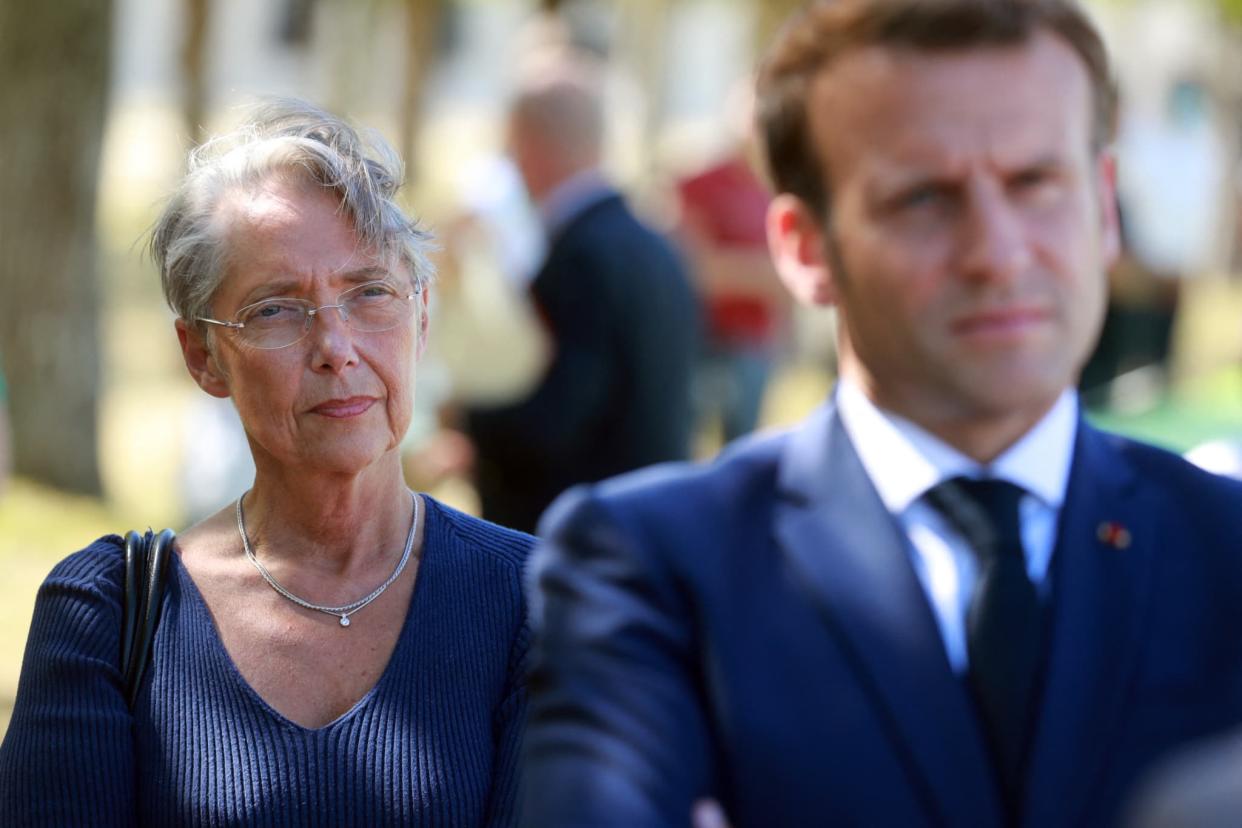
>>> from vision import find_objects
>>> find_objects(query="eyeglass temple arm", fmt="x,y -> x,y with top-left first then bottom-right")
196,317 -> 245,330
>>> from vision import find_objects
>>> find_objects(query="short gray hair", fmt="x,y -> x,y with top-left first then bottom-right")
150,98 -> 434,325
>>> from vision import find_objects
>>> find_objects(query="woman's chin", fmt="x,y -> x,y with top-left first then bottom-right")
292,440 -> 400,478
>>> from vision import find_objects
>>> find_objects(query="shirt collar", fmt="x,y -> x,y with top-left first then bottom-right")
835,377 -> 1078,515
537,169 -> 614,238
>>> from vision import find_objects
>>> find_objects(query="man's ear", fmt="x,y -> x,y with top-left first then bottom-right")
176,319 -> 231,399
1095,150 -> 1122,269
767,194 -> 838,307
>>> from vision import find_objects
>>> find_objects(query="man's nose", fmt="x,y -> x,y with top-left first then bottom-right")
959,181 -> 1031,285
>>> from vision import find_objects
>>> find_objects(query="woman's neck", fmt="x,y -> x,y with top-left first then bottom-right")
240,456 -> 414,575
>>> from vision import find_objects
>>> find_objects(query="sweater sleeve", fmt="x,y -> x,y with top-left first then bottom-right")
0,537 -> 136,827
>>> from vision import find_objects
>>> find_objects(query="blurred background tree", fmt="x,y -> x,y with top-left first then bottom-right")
181,0 -> 211,145
0,0 -> 113,495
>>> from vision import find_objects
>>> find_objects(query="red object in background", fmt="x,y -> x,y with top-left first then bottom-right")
678,157 -> 777,345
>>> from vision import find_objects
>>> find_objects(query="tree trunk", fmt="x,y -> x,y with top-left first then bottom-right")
399,0 -> 444,185
754,0 -> 807,57
181,0 -> 211,145
1213,22 -> 1242,274
0,0 -> 112,494
620,0 -> 671,192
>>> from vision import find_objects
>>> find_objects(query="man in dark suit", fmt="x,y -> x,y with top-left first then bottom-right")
466,64 -> 699,534
522,2 -> 1242,826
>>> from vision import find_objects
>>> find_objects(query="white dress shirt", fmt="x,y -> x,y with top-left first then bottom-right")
537,169 -> 614,241
835,379 -> 1078,673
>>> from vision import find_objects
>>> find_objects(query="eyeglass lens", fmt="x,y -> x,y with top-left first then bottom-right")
235,282 -> 414,349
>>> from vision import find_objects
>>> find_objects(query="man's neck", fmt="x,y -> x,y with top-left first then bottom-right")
907,403 -> 1059,465
842,370 -> 1067,465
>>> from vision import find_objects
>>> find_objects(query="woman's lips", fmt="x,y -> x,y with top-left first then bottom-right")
310,396 -> 377,418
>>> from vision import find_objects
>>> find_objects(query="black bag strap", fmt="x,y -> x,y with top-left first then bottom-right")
120,528 -> 175,707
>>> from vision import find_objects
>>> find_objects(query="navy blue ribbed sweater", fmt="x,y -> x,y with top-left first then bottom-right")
0,497 -> 532,827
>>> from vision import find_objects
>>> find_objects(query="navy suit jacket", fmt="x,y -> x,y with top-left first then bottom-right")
467,192 -> 699,534
523,401 -> 1242,827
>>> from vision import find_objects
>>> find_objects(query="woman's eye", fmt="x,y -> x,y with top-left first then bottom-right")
244,302 -> 299,324
350,284 -> 398,304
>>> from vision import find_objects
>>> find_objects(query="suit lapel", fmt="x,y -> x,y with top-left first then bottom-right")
1022,422 -> 1157,827
773,404 -> 1003,828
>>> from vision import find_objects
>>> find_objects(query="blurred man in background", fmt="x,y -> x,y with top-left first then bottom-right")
466,60 -> 700,533
522,2 -> 1242,826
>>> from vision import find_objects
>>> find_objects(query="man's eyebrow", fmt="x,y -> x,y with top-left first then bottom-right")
1012,154 -> 1067,171
866,171 -> 958,201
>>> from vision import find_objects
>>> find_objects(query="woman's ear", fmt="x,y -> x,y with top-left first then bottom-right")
415,287 -> 430,359
176,319 -> 231,399
767,194 -> 838,307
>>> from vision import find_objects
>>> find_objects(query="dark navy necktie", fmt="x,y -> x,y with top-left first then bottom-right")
927,477 -> 1043,812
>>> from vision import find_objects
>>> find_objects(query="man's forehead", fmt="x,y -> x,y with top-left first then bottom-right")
810,30 -> 1088,111
805,31 -> 1094,172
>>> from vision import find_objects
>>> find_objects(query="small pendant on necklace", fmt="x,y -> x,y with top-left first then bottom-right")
340,614 -> 351,628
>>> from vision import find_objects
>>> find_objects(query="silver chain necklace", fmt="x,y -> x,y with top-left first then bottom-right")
236,490 -> 419,628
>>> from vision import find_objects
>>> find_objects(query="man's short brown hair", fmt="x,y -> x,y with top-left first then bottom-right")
756,0 -> 1116,218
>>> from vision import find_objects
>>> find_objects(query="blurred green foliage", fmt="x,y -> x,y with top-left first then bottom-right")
1221,0 -> 1242,25
1087,367 -> 1242,452
1102,0 -> 1242,27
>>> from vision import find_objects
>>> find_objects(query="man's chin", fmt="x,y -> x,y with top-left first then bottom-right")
958,377 -> 1068,421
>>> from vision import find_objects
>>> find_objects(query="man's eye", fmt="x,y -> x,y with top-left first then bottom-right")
1009,170 -> 1066,207
1013,170 -> 1051,190
898,186 -> 949,209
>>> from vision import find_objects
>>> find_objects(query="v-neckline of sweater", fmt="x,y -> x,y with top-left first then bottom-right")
170,498 -> 438,734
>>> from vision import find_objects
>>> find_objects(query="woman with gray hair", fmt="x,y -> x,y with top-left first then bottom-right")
0,99 -> 531,826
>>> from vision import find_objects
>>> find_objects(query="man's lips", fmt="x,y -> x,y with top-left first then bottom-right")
951,307 -> 1050,339
310,396 -> 377,418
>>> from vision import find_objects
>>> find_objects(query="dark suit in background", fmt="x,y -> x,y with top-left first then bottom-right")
467,188 -> 698,533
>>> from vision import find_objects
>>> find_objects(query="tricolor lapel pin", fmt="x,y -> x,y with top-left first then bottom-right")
1097,521 -> 1131,550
